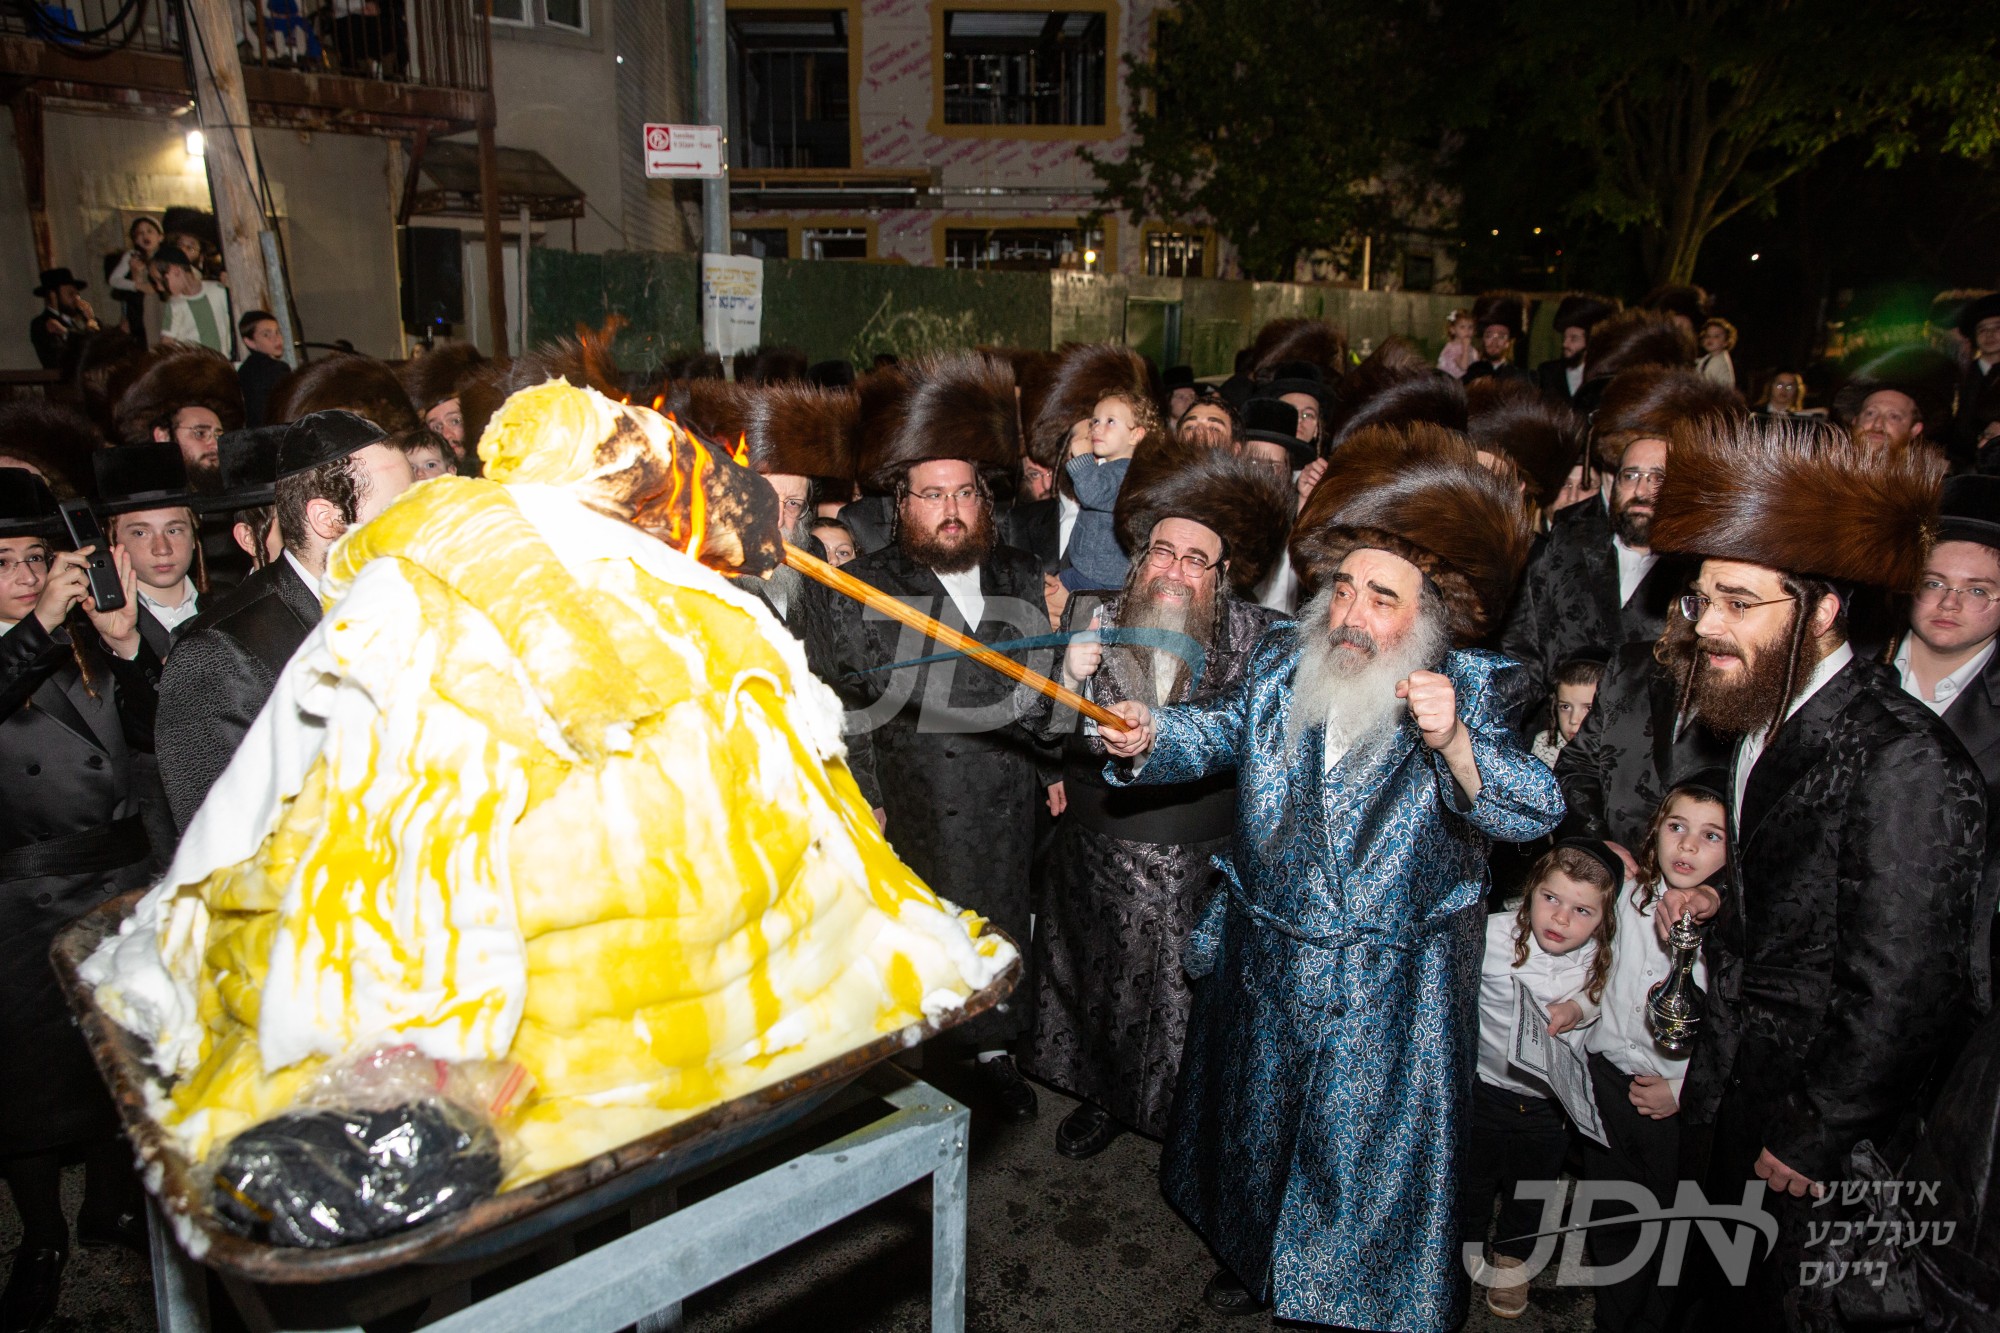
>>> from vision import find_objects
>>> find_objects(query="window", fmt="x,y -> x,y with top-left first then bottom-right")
942,10 -> 1107,127
802,227 -> 868,260
489,0 -> 529,22
1145,229 -> 1207,278
733,228 -> 789,260
728,10 -> 852,170
545,0 -> 587,32
1401,252 -> 1436,292
946,226 -> 1101,271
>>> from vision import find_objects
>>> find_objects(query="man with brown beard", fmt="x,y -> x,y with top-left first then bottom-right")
1499,367 -> 1741,710
1647,417 -> 1984,1332
802,354 -> 1056,1121
1020,449 -> 1289,1158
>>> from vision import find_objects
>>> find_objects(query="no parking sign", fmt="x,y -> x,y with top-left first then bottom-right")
643,124 -> 724,179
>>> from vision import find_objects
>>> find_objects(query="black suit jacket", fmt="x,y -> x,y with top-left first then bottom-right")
1462,360 -> 1533,389
1001,496 -> 1061,574
1535,357 -> 1578,405
1684,659 -> 1987,1183
156,557 -> 321,832
237,351 -> 290,429
1498,494 -> 1684,706
1932,639 -> 2000,806
1553,640 -> 1732,850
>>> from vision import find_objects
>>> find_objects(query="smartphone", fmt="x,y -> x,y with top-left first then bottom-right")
57,498 -> 126,614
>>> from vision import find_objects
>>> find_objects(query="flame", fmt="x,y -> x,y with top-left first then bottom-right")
731,433 -> 749,468
686,436 -> 709,557
651,393 -> 666,411
651,413 -> 710,560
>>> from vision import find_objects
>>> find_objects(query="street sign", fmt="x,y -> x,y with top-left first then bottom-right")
644,123 -> 724,179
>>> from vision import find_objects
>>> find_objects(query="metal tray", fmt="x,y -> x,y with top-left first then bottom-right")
53,890 -> 1019,1290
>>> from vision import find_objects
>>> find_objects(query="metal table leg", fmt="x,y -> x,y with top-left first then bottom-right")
150,1070 -> 970,1333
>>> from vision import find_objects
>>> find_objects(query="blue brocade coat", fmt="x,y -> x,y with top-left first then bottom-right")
1111,627 -> 1563,1330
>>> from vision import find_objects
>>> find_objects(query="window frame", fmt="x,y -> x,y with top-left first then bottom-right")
1140,223 -> 1216,279
928,0 -> 1122,141
726,0 -> 865,171
543,0 -> 589,34
487,0 -> 533,26
932,214 -> 1115,270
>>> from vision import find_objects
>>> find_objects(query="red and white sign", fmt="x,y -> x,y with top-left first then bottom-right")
643,123 -> 724,179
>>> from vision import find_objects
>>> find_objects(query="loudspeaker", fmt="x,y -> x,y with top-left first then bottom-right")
400,226 -> 464,334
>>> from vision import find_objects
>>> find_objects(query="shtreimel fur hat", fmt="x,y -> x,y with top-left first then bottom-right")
265,353 -> 419,435
742,381 -> 859,479
1289,423 -> 1533,644
110,345 -> 244,445
1114,445 -> 1294,597
1248,318 -> 1348,381
1591,367 -> 1745,470
1467,378 -> 1585,505
1649,416 -> 1942,590
859,353 -> 1020,491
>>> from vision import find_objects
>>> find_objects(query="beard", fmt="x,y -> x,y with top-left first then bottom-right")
1286,585 -> 1449,760
1666,608 -> 1813,736
1107,565 -> 1222,707
761,512 -> 815,610
1613,494 -> 1653,546
899,503 -> 995,575
186,452 -> 222,493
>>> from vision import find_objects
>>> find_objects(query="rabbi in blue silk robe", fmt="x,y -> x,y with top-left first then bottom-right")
1101,425 -> 1560,1330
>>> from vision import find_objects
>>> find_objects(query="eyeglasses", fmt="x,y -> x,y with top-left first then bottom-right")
1617,467 -> 1667,489
908,486 -> 981,508
175,424 -> 223,443
1143,543 -> 1217,577
1679,592 -> 1797,625
1916,578 -> 1999,608
0,553 -> 49,577
778,496 -> 807,515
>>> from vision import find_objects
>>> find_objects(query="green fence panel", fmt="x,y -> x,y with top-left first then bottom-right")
758,261 -> 1051,364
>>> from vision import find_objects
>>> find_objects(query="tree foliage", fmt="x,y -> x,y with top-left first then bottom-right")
1457,0 -> 2000,285
1083,0 -> 1439,281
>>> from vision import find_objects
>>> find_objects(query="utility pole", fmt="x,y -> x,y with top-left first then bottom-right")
477,0 -> 509,355
184,0 -> 295,360
698,0 -> 728,256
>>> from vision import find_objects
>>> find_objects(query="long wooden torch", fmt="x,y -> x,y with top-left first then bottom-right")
783,543 -> 1129,732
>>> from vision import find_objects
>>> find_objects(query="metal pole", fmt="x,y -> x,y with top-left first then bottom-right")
698,0 -> 729,256
518,203 -> 532,354
477,2 -> 508,355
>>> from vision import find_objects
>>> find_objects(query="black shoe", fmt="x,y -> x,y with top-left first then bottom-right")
1202,1267 -> 1269,1316
0,1247 -> 66,1333
975,1054 -> 1038,1122
76,1210 -> 147,1255
1054,1102 -> 1123,1159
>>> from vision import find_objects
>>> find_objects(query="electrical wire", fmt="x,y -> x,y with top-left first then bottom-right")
9,0 -> 151,54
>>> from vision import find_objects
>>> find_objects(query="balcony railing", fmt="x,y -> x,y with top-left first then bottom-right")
2,1 -> 487,94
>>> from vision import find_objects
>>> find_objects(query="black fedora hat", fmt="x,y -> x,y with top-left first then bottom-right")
206,426 -> 285,514
274,410 -> 389,480
1242,396 -> 1314,468
93,443 -> 200,516
1261,359 -> 1329,404
0,469 -> 61,539
1163,364 -> 1197,390
32,267 -> 85,297
1938,475 -> 2000,552
1956,292 -> 2000,341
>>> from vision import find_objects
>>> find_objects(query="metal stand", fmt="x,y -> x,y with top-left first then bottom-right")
150,1069 -> 970,1332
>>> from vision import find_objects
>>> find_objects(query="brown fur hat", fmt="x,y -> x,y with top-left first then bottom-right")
858,353 -> 1019,491
399,341 -> 486,415
110,345 -> 244,445
266,354 -> 419,434
1326,365 -> 1468,447
658,378 -> 755,452
456,330 -> 630,456
742,382 -> 859,478
1467,379 -> 1586,504
1591,366 -> 1745,469
0,399 -> 103,498
1650,415 -> 1942,589
1028,343 -> 1150,468
1289,424 -> 1532,645
1249,318 -> 1348,380
733,345 -> 810,386
1471,292 -> 1528,339
1581,309 -> 1695,384
1114,444 -> 1293,597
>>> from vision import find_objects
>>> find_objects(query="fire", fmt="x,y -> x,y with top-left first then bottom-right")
653,414 -> 710,560
731,434 -> 749,468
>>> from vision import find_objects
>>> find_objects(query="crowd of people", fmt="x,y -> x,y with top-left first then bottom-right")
0,282 -> 1996,1333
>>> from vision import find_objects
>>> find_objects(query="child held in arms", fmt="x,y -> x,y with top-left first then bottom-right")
1061,391 -> 1161,592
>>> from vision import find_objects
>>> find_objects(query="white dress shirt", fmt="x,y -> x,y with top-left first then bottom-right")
1584,879 -> 1705,1096
1612,534 -> 1658,606
1476,909 -> 1600,1099
138,578 -> 201,634
1733,641 -> 1853,817
1057,492 -> 1079,558
1566,363 -> 1584,396
1893,633 -> 1997,716
936,566 -> 985,630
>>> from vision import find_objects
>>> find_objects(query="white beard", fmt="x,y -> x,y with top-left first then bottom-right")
1286,586 -> 1449,763
761,514 -> 815,614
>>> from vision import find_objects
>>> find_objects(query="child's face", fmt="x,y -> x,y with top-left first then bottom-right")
1655,796 -> 1728,892
1555,680 -> 1598,742
244,319 -> 285,358
1451,317 -> 1474,342
408,445 -> 449,480
1529,869 -> 1606,955
1089,396 -> 1144,461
